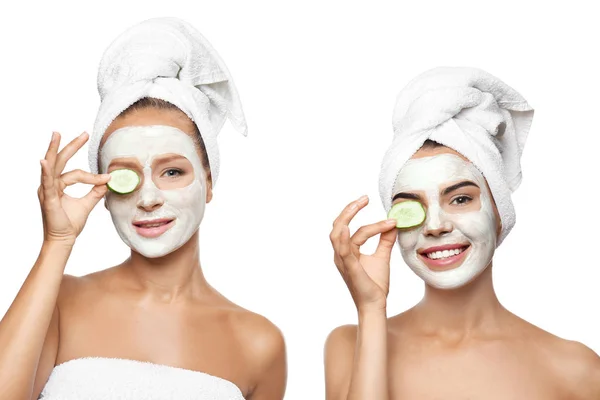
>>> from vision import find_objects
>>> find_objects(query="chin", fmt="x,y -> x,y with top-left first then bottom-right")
422,272 -> 482,290
410,258 -> 492,290
121,233 -> 186,259
134,246 -> 177,259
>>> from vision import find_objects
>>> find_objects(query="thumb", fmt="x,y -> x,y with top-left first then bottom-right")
374,227 -> 397,259
81,184 -> 108,212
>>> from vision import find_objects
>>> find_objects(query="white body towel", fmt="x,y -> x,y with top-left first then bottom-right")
379,67 -> 534,245
39,357 -> 245,400
88,17 -> 247,186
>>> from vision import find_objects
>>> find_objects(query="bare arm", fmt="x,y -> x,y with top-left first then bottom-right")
325,309 -> 388,400
0,132 -> 109,400
0,244 -> 68,399
326,196 -> 397,400
246,318 -> 287,400
31,305 -> 60,399
325,325 -> 355,399
584,355 -> 600,400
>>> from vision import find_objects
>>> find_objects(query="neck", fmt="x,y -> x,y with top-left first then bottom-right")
411,263 -> 508,337
122,230 -> 208,302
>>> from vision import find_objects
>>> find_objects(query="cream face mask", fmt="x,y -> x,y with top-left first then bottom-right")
392,154 -> 498,289
99,125 -> 207,258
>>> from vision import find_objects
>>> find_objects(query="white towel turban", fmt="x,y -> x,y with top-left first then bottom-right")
88,17 -> 247,186
379,67 -> 534,246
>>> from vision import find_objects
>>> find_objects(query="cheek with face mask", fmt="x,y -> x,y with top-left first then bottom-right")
100,125 -> 207,258
393,154 -> 498,290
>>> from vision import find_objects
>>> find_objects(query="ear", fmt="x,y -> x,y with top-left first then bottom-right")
488,196 -> 502,241
205,181 -> 213,204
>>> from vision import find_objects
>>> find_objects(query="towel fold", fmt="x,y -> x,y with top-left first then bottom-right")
379,67 -> 534,245
88,17 -> 247,186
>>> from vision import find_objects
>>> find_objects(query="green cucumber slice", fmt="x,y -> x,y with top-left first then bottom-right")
107,169 -> 140,194
387,200 -> 426,228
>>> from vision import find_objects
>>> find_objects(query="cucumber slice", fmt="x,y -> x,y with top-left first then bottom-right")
387,200 -> 426,228
107,169 -> 140,194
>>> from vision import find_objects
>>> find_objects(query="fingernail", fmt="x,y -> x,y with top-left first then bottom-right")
80,132 -> 89,138
386,219 -> 397,225
358,195 -> 368,202
51,132 -> 57,140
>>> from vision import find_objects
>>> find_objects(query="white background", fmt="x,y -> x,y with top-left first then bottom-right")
1,1 -> 599,398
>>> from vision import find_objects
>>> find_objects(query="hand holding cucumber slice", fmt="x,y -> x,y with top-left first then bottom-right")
107,169 -> 140,194
387,200 -> 426,228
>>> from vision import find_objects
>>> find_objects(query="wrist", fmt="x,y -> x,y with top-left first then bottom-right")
42,238 -> 76,250
357,303 -> 387,319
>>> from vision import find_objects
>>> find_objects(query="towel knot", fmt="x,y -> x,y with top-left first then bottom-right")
394,86 -> 510,142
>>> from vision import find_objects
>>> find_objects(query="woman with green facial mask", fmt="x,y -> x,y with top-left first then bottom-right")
0,18 -> 287,400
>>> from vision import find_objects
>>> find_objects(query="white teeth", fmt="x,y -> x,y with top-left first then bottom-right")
425,247 -> 465,260
138,222 -> 168,228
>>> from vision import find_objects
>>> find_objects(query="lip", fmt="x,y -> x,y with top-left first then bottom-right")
132,218 -> 175,238
418,244 -> 471,271
419,243 -> 470,254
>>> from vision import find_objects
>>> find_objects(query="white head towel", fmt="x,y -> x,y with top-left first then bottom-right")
88,17 -> 247,186
379,67 -> 534,246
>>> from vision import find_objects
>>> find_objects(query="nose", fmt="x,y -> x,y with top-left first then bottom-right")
137,187 -> 164,212
422,206 -> 453,237
136,182 -> 164,213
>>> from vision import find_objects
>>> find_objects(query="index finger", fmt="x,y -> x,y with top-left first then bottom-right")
55,132 -> 89,176
43,132 -> 60,175
332,195 -> 369,229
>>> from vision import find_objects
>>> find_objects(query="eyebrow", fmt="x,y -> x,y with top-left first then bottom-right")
153,154 -> 188,164
392,192 -> 423,202
108,159 -> 140,169
442,180 -> 480,196
391,180 -> 479,202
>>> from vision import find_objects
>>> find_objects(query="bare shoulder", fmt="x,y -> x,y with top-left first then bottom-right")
56,267 -> 122,310
57,268 -> 113,297
56,273 -> 86,303
546,338 -> 600,398
226,306 -> 286,366
324,324 -> 358,365
326,324 -> 357,349
522,320 -> 600,398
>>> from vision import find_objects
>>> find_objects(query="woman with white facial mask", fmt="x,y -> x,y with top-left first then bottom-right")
0,18 -> 286,400
326,67 -> 600,399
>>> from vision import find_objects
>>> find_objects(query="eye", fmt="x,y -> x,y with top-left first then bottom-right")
162,168 -> 183,178
450,195 -> 472,205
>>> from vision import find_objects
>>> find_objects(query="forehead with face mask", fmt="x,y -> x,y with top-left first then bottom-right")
379,67 -> 534,289
99,125 -> 207,258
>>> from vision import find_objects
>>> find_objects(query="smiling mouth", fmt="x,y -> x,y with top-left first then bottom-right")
132,218 -> 175,238
422,245 -> 469,259
417,244 -> 471,270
